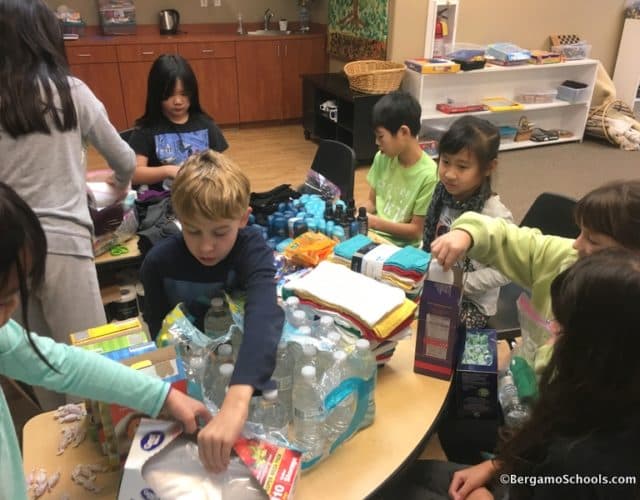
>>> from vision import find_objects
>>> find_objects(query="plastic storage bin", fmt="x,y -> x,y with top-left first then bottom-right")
557,80 -> 590,103
551,42 -> 591,60
514,89 -> 558,104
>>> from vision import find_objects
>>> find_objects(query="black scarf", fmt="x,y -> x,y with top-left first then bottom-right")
423,180 -> 492,250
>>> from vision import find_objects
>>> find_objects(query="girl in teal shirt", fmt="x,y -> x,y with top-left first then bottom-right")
0,181 -> 211,500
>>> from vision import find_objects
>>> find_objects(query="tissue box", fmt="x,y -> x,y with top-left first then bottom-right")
69,318 -> 143,346
414,264 -> 464,380
455,328 -> 498,419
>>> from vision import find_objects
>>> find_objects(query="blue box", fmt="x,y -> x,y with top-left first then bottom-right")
455,328 -> 498,419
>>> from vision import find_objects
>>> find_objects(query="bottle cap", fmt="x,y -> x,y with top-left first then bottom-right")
263,389 -> 278,401
278,339 -> 288,351
358,207 -> 367,217
292,310 -> 306,322
356,338 -> 370,350
302,343 -> 317,356
298,325 -> 312,336
332,350 -> 347,362
218,343 -> 233,357
327,331 -> 341,343
219,363 -> 234,376
319,315 -> 334,328
211,297 -> 224,308
301,365 -> 316,379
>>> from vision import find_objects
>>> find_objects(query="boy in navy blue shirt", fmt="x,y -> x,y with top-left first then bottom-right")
140,150 -> 283,473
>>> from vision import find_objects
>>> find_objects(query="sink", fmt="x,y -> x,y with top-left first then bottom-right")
246,29 -> 291,36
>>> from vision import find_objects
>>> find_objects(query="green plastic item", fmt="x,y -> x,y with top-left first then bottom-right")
510,356 -> 538,403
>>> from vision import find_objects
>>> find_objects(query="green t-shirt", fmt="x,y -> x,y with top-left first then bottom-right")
366,151 -> 438,246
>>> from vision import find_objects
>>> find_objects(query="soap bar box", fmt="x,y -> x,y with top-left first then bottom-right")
455,328 -> 498,419
414,263 -> 464,380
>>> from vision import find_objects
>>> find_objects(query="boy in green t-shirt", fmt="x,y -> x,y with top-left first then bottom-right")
366,91 -> 437,247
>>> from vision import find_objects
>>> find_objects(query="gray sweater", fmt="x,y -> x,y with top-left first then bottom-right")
0,77 -> 135,258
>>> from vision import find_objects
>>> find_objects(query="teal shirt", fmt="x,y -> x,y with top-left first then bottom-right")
0,319 -> 170,500
367,151 -> 438,246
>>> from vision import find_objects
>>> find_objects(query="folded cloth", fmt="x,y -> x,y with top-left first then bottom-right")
333,234 -> 372,260
384,245 -> 431,273
286,261 -> 406,327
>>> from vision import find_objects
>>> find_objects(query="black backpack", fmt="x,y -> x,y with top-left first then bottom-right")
249,184 -> 300,226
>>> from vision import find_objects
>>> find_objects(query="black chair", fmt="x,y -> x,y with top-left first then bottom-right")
487,192 -> 579,340
309,139 -> 356,202
119,127 -> 135,144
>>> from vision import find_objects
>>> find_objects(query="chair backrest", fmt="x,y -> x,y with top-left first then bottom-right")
310,139 -> 356,202
119,128 -> 135,144
519,192 -> 579,238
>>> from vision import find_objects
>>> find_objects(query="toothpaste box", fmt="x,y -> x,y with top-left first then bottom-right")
414,262 -> 465,380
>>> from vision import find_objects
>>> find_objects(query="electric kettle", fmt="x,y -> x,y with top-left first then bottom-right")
159,9 -> 180,35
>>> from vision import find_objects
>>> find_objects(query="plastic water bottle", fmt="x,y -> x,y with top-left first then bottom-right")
272,341 -> 294,422
294,342 -> 317,378
254,389 -> 288,438
292,366 -> 325,465
352,338 -> 376,427
203,343 -> 233,390
204,297 -> 233,342
283,296 -> 301,324
315,315 -> 335,338
316,331 -> 343,377
322,351 -> 356,450
290,310 -> 309,329
202,362 -> 234,415
498,373 -> 530,428
229,325 -> 244,361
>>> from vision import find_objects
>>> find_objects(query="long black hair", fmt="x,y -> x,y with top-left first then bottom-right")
497,248 -> 640,496
0,182 -> 56,371
0,0 -> 77,138
135,54 -> 208,127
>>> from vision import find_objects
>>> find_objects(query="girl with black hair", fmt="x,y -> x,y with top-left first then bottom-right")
0,182 -> 211,500
128,54 -> 228,191
0,0 -> 135,409
404,248 -> 640,500
423,116 -> 513,329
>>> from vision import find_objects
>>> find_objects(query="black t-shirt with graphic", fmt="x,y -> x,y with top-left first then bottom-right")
129,113 -> 228,191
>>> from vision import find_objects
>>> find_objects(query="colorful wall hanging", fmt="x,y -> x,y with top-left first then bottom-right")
328,0 -> 390,61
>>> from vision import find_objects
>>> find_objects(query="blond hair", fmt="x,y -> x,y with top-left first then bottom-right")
171,150 -> 250,221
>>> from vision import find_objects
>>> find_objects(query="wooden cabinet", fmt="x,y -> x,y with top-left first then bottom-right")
178,42 -> 239,125
237,37 -> 327,122
67,46 -> 127,131
117,43 -> 178,127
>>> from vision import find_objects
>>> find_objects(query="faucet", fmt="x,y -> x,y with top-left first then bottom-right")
264,8 -> 273,31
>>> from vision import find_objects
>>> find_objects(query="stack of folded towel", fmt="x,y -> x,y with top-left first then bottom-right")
284,261 -> 418,363
331,235 -> 430,299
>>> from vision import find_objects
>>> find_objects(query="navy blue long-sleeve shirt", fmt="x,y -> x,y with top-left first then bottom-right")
140,226 -> 283,391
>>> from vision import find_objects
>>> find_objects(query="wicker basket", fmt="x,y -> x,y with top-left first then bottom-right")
586,98 -> 637,144
344,60 -> 405,94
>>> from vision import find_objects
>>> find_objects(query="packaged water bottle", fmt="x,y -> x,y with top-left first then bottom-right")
272,341 -> 294,422
204,297 -> 234,343
254,388 -> 288,438
498,373 -> 530,428
203,343 -> 233,390
229,326 -> 244,361
180,342 -> 207,382
283,296 -> 300,323
290,310 -> 309,329
352,338 -> 376,427
316,331 -> 343,377
202,362 -> 234,415
322,350 -> 356,451
294,343 -> 317,383
315,315 -> 335,338
292,366 -> 325,465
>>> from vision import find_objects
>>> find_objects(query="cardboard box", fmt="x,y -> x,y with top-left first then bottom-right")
69,318 -> 143,346
97,347 -> 187,466
81,333 -> 152,359
455,328 -> 498,419
414,263 -> 464,380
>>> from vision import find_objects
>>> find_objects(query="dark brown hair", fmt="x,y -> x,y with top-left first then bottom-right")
574,179 -> 640,250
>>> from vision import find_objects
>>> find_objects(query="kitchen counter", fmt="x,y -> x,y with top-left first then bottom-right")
64,23 -> 326,46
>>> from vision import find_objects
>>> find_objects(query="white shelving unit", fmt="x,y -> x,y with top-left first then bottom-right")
613,18 -> 640,116
424,0 -> 459,58
402,59 -> 599,153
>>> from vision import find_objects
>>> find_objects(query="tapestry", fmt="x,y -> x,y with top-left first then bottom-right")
328,0 -> 390,61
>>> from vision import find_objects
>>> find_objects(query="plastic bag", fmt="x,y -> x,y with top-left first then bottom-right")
301,170 -> 341,201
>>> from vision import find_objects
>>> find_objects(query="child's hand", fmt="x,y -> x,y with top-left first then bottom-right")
430,229 -> 473,270
162,387 -> 212,434
163,165 -> 181,179
197,385 -> 252,473
104,173 -> 131,202
448,460 -> 496,500
368,213 -> 381,231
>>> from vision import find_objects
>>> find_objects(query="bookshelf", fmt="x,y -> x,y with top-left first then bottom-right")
402,59 -> 599,153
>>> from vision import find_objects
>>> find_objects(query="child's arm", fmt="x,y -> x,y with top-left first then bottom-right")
131,154 -> 181,185
368,213 -> 426,243
366,187 -> 377,214
140,247 -> 172,338
0,320 -> 210,431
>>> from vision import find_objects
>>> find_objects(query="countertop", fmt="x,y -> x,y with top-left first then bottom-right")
65,23 -> 326,46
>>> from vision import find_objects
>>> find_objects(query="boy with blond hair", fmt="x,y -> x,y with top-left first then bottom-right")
140,150 -> 283,473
